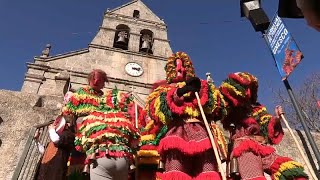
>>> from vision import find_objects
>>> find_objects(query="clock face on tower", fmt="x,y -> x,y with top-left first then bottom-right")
125,62 -> 144,77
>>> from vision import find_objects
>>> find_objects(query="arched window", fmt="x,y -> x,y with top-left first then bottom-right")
133,10 -> 140,18
139,29 -> 153,54
113,24 -> 130,50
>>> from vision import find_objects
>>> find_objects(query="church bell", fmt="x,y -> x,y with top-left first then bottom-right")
116,31 -> 127,44
140,34 -> 152,52
141,40 -> 150,50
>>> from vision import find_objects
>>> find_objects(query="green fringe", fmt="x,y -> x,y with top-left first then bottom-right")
112,88 -> 119,108
140,125 -> 168,146
81,122 -> 137,138
82,135 -> 129,152
159,92 -> 173,124
206,83 -> 214,109
278,167 -> 308,180
260,122 -> 269,142
86,143 -> 132,155
224,78 -> 246,94
65,103 -> 99,114
84,124 -> 107,137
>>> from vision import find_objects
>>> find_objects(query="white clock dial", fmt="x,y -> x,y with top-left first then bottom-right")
125,62 -> 144,77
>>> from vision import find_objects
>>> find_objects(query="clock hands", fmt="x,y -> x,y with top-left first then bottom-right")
132,67 -> 141,71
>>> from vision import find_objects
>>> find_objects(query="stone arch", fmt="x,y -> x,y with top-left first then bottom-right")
139,29 -> 153,54
113,24 -> 130,50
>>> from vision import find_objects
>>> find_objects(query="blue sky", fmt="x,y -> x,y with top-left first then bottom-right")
0,0 -> 319,110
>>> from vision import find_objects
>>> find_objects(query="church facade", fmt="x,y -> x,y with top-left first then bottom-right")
21,0 -> 172,100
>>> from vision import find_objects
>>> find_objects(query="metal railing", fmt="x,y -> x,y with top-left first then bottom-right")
12,121 -> 53,180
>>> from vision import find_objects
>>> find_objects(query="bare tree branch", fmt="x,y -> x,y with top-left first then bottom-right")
272,72 -> 320,132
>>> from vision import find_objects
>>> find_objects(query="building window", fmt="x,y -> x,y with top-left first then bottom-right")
133,10 -> 140,18
139,29 -> 153,54
113,24 -> 130,50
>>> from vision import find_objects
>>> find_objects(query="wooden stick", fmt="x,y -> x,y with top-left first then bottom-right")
134,101 -> 139,180
195,92 -> 226,180
280,114 -> 318,180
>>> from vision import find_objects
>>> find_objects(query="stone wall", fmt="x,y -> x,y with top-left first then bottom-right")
0,90 -> 63,180
274,128 -> 320,179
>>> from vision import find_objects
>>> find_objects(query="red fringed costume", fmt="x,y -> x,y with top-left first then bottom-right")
140,52 -> 228,180
140,52 -> 308,180
219,72 -> 308,180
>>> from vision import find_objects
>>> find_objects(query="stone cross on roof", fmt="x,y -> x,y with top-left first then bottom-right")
40,44 -> 51,58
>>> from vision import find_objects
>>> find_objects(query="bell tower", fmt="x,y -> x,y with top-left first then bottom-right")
21,0 -> 173,100
90,0 -> 171,57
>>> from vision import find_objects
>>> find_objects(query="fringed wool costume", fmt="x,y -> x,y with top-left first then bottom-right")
219,72 -> 308,180
62,86 -> 105,177
139,52 -> 228,180
63,86 -> 140,178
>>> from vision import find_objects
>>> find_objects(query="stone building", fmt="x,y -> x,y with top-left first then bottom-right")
21,0 -> 172,100
0,0 -> 319,180
0,0 -> 172,179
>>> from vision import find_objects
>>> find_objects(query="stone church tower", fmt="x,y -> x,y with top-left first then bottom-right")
21,0 -> 172,100
0,1 -> 172,179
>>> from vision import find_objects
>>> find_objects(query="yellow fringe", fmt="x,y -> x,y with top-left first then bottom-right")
141,134 -> 156,141
154,97 -> 167,124
252,106 -> 267,117
137,150 -> 160,157
144,120 -> 154,131
137,156 -> 160,165
221,82 -> 244,96
273,161 -> 304,180
260,114 -> 272,125
185,106 -> 199,117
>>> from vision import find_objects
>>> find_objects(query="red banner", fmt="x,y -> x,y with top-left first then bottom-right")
317,100 -> 320,108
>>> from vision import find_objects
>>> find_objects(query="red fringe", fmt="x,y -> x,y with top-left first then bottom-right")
220,86 -> 241,107
267,117 -> 284,145
140,144 -> 158,150
161,171 -> 192,180
158,136 -> 212,155
232,139 -> 275,157
70,96 -> 80,106
229,73 -> 251,86
149,124 -> 161,134
194,171 -> 221,180
243,117 -> 258,126
270,157 -> 292,174
165,80 -> 210,115
167,88 -> 191,115
192,80 -> 209,106
105,92 -> 114,108
89,128 -> 129,140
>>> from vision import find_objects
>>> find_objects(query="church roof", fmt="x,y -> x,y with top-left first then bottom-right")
107,0 -> 164,24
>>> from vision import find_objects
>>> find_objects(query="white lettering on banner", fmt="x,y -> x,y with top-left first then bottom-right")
272,28 -> 288,54
267,17 -> 281,43
271,24 -> 284,47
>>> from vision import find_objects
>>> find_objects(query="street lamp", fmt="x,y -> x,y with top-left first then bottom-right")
240,0 -> 270,32
240,0 -> 320,173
